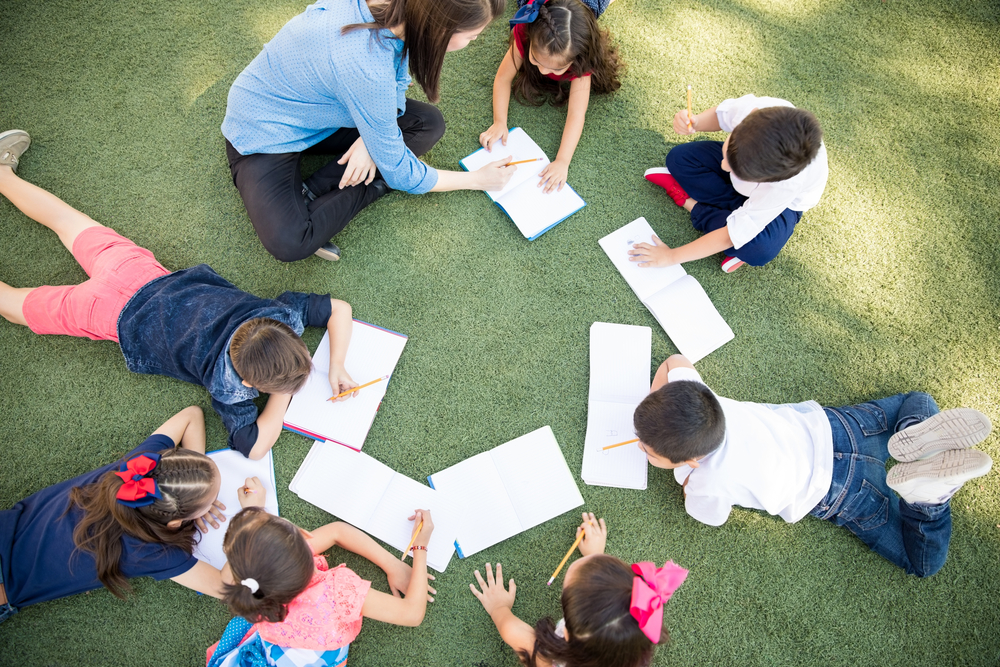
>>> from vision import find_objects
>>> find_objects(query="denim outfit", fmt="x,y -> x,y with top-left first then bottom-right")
810,392 -> 951,577
665,141 -> 802,266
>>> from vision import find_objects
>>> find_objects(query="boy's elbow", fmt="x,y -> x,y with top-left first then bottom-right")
330,298 -> 352,319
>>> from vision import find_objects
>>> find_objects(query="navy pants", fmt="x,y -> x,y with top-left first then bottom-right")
225,100 -> 445,263
811,392 -> 952,577
665,141 -> 801,266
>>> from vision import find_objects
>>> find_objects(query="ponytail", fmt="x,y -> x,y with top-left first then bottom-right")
69,447 -> 218,599
221,508 -> 314,623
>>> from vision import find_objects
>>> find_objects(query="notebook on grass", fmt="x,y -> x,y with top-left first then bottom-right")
283,320 -> 407,451
193,449 -> 278,570
290,441 -> 456,573
460,127 -> 585,240
427,426 -> 584,559
599,217 -> 734,363
581,323 -> 651,490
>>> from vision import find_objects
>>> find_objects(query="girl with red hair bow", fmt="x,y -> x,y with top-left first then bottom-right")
470,513 -> 687,667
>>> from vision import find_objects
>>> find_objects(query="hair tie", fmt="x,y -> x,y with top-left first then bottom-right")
629,561 -> 688,644
114,453 -> 162,508
509,0 -> 546,28
241,578 -> 260,594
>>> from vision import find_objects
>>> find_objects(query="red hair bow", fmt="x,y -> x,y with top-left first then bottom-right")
114,453 -> 162,508
630,561 -> 689,644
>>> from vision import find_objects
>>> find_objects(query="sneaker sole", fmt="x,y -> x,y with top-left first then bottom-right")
644,167 -> 670,177
721,257 -> 745,273
888,408 -> 992,462
886,449 -> 993,504
313,247 -> 341,261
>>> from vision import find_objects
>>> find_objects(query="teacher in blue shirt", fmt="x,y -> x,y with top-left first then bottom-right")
223,0 -> 513,262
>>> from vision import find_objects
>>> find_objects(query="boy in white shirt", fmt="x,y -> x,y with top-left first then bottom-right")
634,354 -> 994,577
633,94 -> 828,273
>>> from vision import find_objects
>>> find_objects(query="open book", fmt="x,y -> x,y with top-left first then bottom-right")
427,426 -> 584,559
581,323 -> 651,490
290,441 -> 456,573
193,449 -> 278,570
460,127 -> 586,240
283,320 -> 407,451
599,217 -> 734,363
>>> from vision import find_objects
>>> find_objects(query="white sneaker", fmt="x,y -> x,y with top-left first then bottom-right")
888,408 -> 992,462
886,449 -> 993,505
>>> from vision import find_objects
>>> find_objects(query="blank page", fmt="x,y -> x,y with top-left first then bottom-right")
429,453 -> 522,559
645,275 -> 735,364
581,402 -> 648,489
283,321 -> 407,450
194,449 -> 279,569
599,217 -> 686,302
293,442 -> 396,529
460,128 -> 548,201
498,182 -> 586,240
366,476 -> 457,573
589,323 -> 651,404
489,426 -> 584,531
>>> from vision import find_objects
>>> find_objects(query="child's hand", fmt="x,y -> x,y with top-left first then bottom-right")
628,234 -> 678,268
673,109 -> 696,135
475,158 -> 517,191
577,512 -> 608,556
329,365 -> 359,401
238,476 -> 267,509
470,563 -> 516,616
479,123 -> 509,152
537,159 -> 569,193
337,136 -> 377,189
407,509 -> 435,548
195,499 -> 227,533
384,558 -> 437,602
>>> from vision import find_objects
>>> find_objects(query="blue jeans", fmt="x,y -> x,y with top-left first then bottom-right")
665,141 -> 801,266
810,392 -> 952,577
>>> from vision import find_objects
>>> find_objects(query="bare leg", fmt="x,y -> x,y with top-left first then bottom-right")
0,282 -> 32,326
0,165 -> 103,253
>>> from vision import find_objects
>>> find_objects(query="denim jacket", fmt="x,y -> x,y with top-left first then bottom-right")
115,265 -> 331,454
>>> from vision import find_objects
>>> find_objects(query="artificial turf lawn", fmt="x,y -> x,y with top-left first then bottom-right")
1,0 -> 999,664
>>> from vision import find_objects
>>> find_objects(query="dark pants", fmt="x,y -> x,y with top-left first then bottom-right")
665,141 -> 801,266
225,99 -> 445,262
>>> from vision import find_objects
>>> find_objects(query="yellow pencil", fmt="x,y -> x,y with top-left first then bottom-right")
687,85 -> 693,130
548,529 -> 586,585
506,157 -> 543,166
328,374 -> 390,402
402,520 -> 425,561
602,437 -> 639,451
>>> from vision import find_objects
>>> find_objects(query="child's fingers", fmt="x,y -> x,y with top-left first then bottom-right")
485,562 -> 496,586
473,569 -> 487,591
428,584 -> 437,595
470,582 -> 484,599
496,562 -> 503,585
599,517 -> 608,533
509,578 -> 516,596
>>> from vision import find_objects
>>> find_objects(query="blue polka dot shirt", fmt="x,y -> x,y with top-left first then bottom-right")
222,0 -> 438,194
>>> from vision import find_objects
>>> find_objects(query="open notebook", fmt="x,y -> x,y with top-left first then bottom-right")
283,320 -> 407,451
460,127 -> 586,240
427,426 -> 584,559
193,449 -> 278,570
581,323 -> 651,490
290,441 -> 456,573
599,217 -> 734,363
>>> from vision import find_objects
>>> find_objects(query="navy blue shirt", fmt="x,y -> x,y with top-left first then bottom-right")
116,265 -> 332,456
0,435 -> 197,609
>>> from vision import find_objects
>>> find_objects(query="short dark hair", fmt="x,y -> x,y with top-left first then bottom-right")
229,318 -> 312,395
633,381 -> 725,462
726,106 -> 822,183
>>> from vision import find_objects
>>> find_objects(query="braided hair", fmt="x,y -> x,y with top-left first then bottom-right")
69,447 -> 218,598
512,0 -> 624,107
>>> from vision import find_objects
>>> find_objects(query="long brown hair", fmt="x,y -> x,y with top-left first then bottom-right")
222,508 -> 314,623
512,0 -> 624,107
69,448 -> 218,599
343,0 -> 505,103
519,555 -> 661,667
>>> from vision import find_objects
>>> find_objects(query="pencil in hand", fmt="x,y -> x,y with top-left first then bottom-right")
402,519 -> 425,561
505,157 -> 543,166
547,529 -> 586,586
328,374 -> 391,402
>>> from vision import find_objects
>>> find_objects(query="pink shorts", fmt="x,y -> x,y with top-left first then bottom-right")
21,226 -> 170,342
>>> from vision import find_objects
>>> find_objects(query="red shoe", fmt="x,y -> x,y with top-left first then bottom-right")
721,255 -> 745,273
644,167 -> 689,207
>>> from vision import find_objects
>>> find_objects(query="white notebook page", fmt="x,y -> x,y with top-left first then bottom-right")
598,217 -> 687,302
193,449 -> 279,570
498,183 -> 586,240
645,276 -> 735,364
582,402 -> 648,489
365,475 -> 456,572
460,128 -> 549,201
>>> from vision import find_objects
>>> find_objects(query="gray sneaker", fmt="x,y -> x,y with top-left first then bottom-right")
888,408 -> 992,462
887,449 -> 993,505
314,241 -> 341,261
0,130 -> 31,172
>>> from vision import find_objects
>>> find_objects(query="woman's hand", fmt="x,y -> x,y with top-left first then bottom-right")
470,563 -> 516,616
577,512 -> 608,556
537,159 -> 569,193
194,499 -> 227,533
628,234 -> 678,268
329,365 -> 359,401
238,476 -> 267,509
479,123 -> 509,152
338,137 -> 377,189
475,158 -> 516,191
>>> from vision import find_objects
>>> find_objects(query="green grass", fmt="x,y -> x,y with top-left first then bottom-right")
2,0 -> 1000,664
